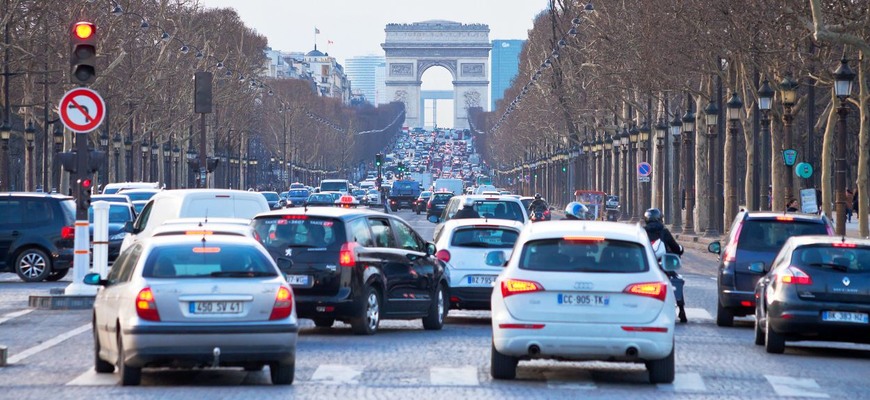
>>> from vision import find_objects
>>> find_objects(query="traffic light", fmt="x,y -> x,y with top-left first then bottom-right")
70,21 -> 97,85
397,161 -> 404,173
77,178 -> 93,211
375,153 -> 383,167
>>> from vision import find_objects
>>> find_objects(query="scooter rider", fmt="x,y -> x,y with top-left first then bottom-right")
563,202 -> 590,220
528,193 -> 549,214
642,208 -> 687,323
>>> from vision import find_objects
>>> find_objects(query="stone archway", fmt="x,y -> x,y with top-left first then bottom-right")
382,20 -> 491,130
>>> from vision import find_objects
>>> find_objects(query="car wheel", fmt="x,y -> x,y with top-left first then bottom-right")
93,322 -> 114,373
45,268 -> 69,282
753,307 -> 765,346
269,362 -> 295,385
15,248 -> 51,282
765,316 -> 786,354
422,283 -> 448,330
313,318 -> 335,328
646,347 -> 675,384
490,342 -> 518,380
117,334 -> 141,386
716,301 -> 734,327
351,286 -> 380,335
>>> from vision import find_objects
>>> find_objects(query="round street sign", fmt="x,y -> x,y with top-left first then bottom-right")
58,88 -> 106,133
795,162 -> 813,179
637,162 -> 652,177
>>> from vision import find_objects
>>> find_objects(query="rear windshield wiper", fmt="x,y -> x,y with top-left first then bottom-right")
808,262 -> 849,272
210,271 -> 277,278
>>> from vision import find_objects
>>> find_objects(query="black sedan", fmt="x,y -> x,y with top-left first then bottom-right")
754,235 -> 870,353
88,202 -> 136,262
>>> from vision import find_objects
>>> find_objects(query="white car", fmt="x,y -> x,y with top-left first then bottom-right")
366,189 -> 381,205
490,221 -> 680,383
434,219 -> 524,311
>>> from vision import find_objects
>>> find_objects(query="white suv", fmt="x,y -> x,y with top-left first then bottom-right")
490,221 -> 680,383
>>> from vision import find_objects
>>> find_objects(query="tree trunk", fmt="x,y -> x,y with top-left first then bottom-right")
821,89 -> 837,218
744,106 -> 756,212
857,51 -> 869,237
771,114 -> 784,211
695,93 -> 709,233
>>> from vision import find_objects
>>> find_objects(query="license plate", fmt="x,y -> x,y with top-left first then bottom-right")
466,275 -> 496,286
822,311 -> 869,324
286,275 -> 310,286
557,293 -> 610,306
189,301 -> 243,314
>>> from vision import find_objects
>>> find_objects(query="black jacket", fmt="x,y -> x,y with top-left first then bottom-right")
528,199 -> 549,213
644,221 -> 683,256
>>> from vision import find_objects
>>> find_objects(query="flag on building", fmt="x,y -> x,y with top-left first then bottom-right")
328,40 -> 334,45
315,27 -> 320,34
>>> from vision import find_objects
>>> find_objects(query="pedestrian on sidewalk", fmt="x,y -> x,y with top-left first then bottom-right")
786,198 -> 799,212
846,188 -> 854,223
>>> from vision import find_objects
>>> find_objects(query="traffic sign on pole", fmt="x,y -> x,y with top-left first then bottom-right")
783,149 -> 798,166
58,87 -> 105,133
795,162 -> 813,179
637,162 -> 652,177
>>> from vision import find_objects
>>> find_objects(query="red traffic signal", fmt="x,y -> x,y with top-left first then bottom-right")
81,178 -> 92,189
73,22 -> 95,40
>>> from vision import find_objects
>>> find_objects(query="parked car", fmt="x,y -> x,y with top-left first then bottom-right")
754,235 -> 870,353
0,193 -> 76,282
434,219 -> 524,311
490,221 -> 680,383
251,207 -> 448,335
85,234 -> 298,385
708,211 -> 833,326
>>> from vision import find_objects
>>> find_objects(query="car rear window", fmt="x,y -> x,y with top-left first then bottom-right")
261,192 -> 280,201
122,192 -> 157,202
518,238 -> 649,273
320,181 -> 349,192
451,227 -> 518,249
142,244 -> 277,278
252,216 -> 345,252
793,245 -> 870,273
432,193 -> 453,202
289,189 -> 309,197
737,220 -> 829,252
88,205 -> 132,223
472,200 -> 524,222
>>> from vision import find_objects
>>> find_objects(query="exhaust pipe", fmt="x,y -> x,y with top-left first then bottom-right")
625,346 -> 638,358
212,347 -> 221,368
528,344 -> 541,356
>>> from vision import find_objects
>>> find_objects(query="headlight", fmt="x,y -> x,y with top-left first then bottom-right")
109,232 -> 127,241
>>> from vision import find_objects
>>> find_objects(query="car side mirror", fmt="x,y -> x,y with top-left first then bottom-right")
748,262 -> 765,274
485,250 -> 506,267
428,215 -> 440,224
123,220 -> 136,234
660,254 -> 682,272
707,241 -> 721,254
426,242 -> 436,256
83,272 -> 106,286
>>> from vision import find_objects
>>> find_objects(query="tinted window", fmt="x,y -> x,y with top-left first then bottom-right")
122,192 -> 157,202
519,238 -> 648,273
108,244 -> 141,284
89,205 -> 133,223
142,244 -> 277,278
368,219 -> 397,248
432,193 -> 453,203
252,217 -> 345,252
288,190 -> 310,197
393,220 -> 422,251
0,199 -> 24,226
737,220 -> 828,252
349,218 -> 374,247
451,227 -> 519,249
133,201 -> 153,231
23,199 -> 54,225
261,192 -> 280,201
308,194 -> 333,203
793,245 -> 870,273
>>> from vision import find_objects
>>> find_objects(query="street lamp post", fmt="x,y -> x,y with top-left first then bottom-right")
186,148 -> 197,188
163,143 -> 171,188
833,57 -> 855,236
629,124 -> 640,221
704,99 -> 720,237
151,144 -> 158,183
611,134 -> 620,198
682,105 -> 696,234
124,137 -> 132,182
24,121 -> 35,191
779,74 -> 799,205
620,128 -> 630,220
0,122 -> 10,191
112,133 -> 121,183
654,119 -> 667,211
140,140 -> 149,181
758,80 -> 774,211
172,145 -> 180,188
670,114 -> 683,230
99,132 -> 109,187
581,141 -> 590,189
53,126 -> 64,192
725,92 -> 743,229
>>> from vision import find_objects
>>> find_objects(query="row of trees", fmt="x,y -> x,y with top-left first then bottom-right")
479,0 -> 870,236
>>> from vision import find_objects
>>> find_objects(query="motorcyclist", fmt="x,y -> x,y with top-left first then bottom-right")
452,197 -> 480,219
642,208 -> 687,323
563,202 -> 590,220
528,193 -> 549,218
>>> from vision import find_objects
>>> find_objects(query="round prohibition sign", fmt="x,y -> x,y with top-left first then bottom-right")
58,88 -> 106,133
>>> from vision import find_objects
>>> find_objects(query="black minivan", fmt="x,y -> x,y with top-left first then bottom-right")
0,193 -> 76,282
251,207 -> 448,335
708,211 -> 833,326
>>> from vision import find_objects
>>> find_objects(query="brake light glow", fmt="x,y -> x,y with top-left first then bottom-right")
501,279 -> 544,298
621,326 -> 668,333
61,226 -> 75,240
282,215 -> 308,220
776,216 -> 794,221
780,266 -> 812,285
269,286 -> 293,320
740,300 -> 755,307
623,282 -> 667,301
435,249 -> 451,262
498,323 -> 545,329
833,242 -> 857,248
723,221 -> 743,263
339,242 -> 358,267
192,247 -> 221,253
136,288 -> 160,321
185,230 -> 213,236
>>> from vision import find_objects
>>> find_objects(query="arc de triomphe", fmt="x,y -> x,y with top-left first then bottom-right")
382,20 -> 491,130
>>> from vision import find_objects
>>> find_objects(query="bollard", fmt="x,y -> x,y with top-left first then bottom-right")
64,207 -> 96,295
0,345 -> 7,367
91,201 -> 110,278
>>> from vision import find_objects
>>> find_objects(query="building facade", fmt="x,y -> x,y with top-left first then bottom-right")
345,55 -> 386,105
304,47 -> 352,104
490,39 -> 525,110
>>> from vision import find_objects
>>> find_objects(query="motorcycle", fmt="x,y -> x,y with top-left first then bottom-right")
652,239 -> 687,323
529,208 -> 550,222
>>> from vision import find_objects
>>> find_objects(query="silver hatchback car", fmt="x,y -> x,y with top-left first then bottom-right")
85,234 -> 298,386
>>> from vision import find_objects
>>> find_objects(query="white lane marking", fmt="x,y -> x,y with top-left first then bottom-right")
545,371 -> 596,390
658,372 -> 707,392
66,368 -> 118,386
7,323 -> 90,364
310,364 -> 363,385
765,375 -> 829,398
0,309 -> 34,325
430,366 -> 478,386
685,307 -> 713,321
709,277 -> 717,281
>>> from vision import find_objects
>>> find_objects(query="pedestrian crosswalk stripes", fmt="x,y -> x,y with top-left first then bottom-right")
765,375 -> 830,398
657,372 -> 707,392
309,364 -> 363,385
684,307 -> 714,321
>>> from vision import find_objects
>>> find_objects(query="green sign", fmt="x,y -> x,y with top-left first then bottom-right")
783,149 -> 798,166
795,162 -> 813,179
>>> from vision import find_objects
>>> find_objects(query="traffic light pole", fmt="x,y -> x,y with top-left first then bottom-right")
66,131 -> 95,295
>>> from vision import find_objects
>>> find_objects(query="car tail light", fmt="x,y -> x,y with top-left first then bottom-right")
339,242 -> 358,267
61,226 -> 75,240
269,286 -> 293,320
136,288 -> 160,321
498,323 -> 545,329
775,216 -> 794,221
722,221 -> 743,263
282,215 -> 307,220
501,279 -> 544,298
779,266 -> 812,285
833,242 -> 857,248
623,282 -> 667,301
435,249 -> 451,262
621,326 -> 668,333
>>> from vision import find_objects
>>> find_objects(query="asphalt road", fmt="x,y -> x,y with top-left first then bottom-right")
1,208 -> 869,399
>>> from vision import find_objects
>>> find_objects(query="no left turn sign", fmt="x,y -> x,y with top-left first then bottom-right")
58,88 -> 106,133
